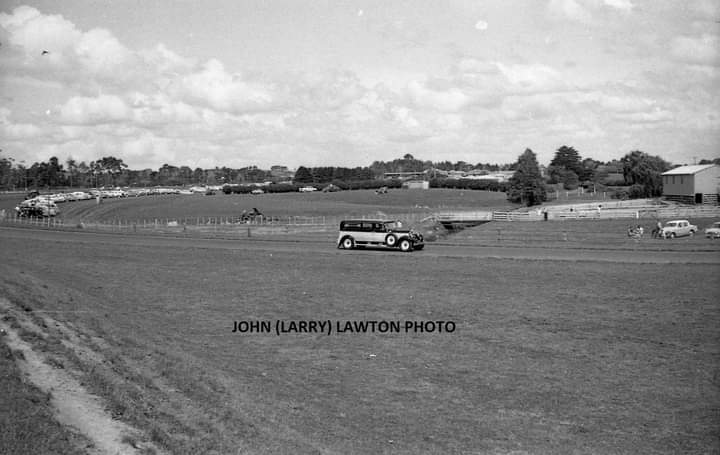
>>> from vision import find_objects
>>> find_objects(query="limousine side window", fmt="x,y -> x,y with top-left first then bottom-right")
340,221 -> 373,232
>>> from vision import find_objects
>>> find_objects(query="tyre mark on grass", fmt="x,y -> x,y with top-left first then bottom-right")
0,298 -> 163,455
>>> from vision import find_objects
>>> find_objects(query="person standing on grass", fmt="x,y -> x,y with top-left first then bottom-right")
652,220 -> 662,238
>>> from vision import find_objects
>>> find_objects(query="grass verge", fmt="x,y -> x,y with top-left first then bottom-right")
0,328 -> 90,455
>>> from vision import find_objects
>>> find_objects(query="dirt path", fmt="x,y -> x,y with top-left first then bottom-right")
0,298 -> 161,455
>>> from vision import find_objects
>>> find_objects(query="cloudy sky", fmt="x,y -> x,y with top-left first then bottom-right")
1,0 -> 718,170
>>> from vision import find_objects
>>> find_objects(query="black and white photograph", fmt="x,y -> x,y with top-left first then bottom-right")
0,1 -> 718,453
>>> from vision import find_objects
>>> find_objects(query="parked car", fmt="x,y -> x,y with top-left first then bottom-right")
704,221 -> 720,239
15,198 -> 59,217
337,219 -> 424,252
660,219 -> 697,239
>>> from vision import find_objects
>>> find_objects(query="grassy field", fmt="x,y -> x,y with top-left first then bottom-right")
0,188 -> 516,222
0,329 -> 90,455
1,222 -> 718,454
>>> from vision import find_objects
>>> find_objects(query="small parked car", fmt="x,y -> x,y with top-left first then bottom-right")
15,198 -> 59,217
660,219 -> 698,239
337,219 -> 424,252
704,221 -> 720,239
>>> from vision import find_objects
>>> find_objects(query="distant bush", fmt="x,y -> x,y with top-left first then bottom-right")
562,171 -> 579,190
430,178 -> 509,192
265,183 -> 298,193
222,185 -> 253,194
627,184 -> 646,199
345,179 -> 402,190
611,188 -> 629,200
600,173 -> 626,186
330,180 -> 350,190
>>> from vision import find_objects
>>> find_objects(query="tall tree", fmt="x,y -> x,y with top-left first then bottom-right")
548,145 -> 583,188
507,148 -> 546,206
293,166 -> 313,184
66,157 -> 77,187
620,150 -> 670,198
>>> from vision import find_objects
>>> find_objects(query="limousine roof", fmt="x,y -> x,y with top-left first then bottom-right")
341,219 -> 396,224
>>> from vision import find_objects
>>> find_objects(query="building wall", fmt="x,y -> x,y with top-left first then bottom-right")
662,174 -> 695,196
694,166 -> 720,194
662,165 -> 720,204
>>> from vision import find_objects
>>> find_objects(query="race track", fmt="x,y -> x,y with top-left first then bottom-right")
2,225 -> 719,264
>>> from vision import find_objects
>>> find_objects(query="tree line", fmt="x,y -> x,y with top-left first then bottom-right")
0,154 -> 278,190
1,148 -> 717,205
506,148 -> 719,206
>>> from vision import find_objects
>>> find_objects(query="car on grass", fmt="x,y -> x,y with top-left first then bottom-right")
15,198 -> 59,217
337,219 -> 424,252
660,219 -> 697,239
704,221 -> 720,239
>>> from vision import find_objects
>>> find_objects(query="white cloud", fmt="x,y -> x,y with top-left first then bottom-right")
176,59 -> 276,113
76,28 -> 133,71
391,106 -> 420,129
670,34 -> 719,66
139,43 -> 195,75
60,94 -> 132,124
2,122 -> 42,139
613,108 -> 674,124
0,6 -> 81,55
407,80 -> 471,112
602,0 -> 633,12
547,0 -> 593,22
495,62 -> 567,93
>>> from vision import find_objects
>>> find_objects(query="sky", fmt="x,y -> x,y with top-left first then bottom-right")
0,0 -> 718,170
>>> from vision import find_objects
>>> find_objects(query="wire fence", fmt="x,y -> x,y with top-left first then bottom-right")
0,205 -> 718,239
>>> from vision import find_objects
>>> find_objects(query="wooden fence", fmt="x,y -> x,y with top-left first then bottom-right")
1,205 -> 718,236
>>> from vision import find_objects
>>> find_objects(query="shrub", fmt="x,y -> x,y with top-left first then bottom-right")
265,183 -> 298,193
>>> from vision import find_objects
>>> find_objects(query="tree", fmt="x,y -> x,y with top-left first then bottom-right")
507,148 -> 546,206
620,150 -> 670,198
90,156 -> 128,187
580,157 -> 601,183
550,146 -> 583,175
0,153 -> 14,190
293,166 -> 313,184
699,158 -> 720,165
548,145 -> 584,187
558,169 -> 579,190
66,157 -> 78,187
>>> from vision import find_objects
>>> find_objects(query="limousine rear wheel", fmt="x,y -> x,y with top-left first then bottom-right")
399,239 -> 413,252
341,236 -> 355,249
385,234 -> 397,247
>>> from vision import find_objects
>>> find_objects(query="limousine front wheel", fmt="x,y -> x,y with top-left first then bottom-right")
399,239 -> 413,252
341,237 -> 355,249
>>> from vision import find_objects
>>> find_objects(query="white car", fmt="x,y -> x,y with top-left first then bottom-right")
660,219 -> 698,239
299,186 -> 317,192
704,221 -> 720,239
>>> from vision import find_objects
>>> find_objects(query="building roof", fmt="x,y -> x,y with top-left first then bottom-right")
661,164 -> 718,176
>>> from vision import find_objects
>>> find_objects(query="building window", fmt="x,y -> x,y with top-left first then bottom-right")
672,176 -> 675,184
680,176 -> 683,184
